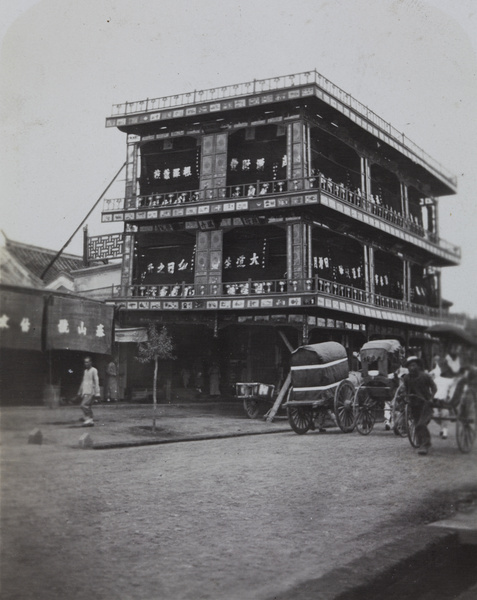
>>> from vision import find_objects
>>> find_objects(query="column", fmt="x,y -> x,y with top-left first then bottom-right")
400,183 -> 409,218
364,245 -> 375,303
287,221 -> 308,289
194,230 -> 223,294
360,156 -> 371,197
120,230 -> 135,295
200,133 -> 228,200
125,134 -> 140,208
287,121 -> 306,188
121,134 -> 139,294
403,260 -> 411,304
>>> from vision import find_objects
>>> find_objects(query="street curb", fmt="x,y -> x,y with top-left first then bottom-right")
92,426 -> 291,450
270,527 -> 459,600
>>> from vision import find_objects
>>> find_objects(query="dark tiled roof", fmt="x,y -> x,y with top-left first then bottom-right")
6,239 -> 85,285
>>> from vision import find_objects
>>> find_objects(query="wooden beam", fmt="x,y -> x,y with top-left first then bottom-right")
265,372 -> 291,423
278,330 -> 294,353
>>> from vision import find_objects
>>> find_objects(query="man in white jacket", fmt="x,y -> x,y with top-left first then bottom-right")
78,356 -> 100,427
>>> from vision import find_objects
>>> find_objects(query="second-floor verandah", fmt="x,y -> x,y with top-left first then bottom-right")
101,173 -> 461,266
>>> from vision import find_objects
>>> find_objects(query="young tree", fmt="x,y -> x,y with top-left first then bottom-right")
136,323 -> 176,432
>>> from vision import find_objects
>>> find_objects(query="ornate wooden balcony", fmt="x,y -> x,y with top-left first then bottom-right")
101,174 -> 461,265
103,276 -> 463,329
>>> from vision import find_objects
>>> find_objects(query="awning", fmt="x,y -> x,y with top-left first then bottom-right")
114,327 -> 148,343
45,295 -> 114,354
0,288 -> 43,351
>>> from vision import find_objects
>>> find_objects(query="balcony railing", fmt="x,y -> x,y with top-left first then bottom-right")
109,276 -> 453,321
102,174 -> 461,259
109,69 -> 456,188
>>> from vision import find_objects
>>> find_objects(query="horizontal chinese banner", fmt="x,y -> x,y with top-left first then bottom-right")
0,288 -> 44,351
114,327 -> 147,343
46,295 -> 114,354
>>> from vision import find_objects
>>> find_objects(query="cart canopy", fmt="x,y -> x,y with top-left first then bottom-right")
290,342 -> 349,400
359,339 -> 403,376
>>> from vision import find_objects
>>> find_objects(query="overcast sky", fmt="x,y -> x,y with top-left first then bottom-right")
1,0 -> 476,315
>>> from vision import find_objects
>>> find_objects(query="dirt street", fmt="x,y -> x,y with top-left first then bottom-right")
1,405 -> 476,600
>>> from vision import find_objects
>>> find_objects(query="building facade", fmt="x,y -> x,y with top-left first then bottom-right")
95,71 -> 462,396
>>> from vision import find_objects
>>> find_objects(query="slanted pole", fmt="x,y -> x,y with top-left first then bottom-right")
266,372 -> 291,423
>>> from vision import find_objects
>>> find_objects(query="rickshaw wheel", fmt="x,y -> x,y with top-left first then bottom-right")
391,386 -> 407,437
287,401 -> 313,434
243,398 -> 261,419
456,388 -> 476,454
334,380 -> 357,433
355,389 -> 375,435
405,403 -> 419,448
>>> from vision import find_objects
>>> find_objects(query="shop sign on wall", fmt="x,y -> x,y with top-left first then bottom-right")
46,296 -> 114,354
0,288 -> 44,351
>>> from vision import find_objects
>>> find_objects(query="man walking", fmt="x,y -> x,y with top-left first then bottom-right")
402,356 -> 437,455
78,356 -> 100,427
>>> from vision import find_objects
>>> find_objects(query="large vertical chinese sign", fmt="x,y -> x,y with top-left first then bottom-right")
0,288 -> 44,350
45,296 -> 114,354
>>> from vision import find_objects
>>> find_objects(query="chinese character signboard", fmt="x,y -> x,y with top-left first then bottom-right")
46,296 -> 114,354
0,288 -> 43,350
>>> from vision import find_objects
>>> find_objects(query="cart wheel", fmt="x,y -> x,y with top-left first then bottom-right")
456,388 -> 476,454
391,386 -> 407,437
355,389 -> 375,435
243,398 -> 261,419
405,403 -> 419,448
334,380 -> 357,433
287,399 -> 313,435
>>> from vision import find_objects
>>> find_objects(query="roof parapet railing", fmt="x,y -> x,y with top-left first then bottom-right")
109,69 -> 456,188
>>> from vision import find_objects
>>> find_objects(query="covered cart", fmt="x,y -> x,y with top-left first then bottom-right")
285,341 -> 356,434
354,339 -> 405,435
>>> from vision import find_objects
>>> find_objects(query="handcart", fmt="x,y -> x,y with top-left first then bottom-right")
285,341 -> 356,434
235,382 -> 276,419
353,339 -> 406,435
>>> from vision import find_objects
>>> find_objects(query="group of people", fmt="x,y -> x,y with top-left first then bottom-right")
397,344 -> 465,455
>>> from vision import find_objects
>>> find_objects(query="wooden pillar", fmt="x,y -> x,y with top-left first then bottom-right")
287,221 -> 308,287
125,134 -> 139,208
403,260 -> 411,304
120,134 -> 140,295
120,231 -> 135,295
195,230 -> 223,292
200,133 -> 227,199
361,156 -> 371,197
433,197 -> 439,236
364,245 -> 375,302
400,183 -> 409,218
287,121 -> 306,185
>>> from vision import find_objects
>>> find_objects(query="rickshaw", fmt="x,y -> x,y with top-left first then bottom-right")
353,339 -> 406,435
285,341 -> 356,434
403,324 -> 477,453
404,371 -> 476,453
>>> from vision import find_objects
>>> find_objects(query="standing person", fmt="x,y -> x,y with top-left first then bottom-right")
78,356 -> 100,427
402,356 -> 437,455
432,344 -> 463,439
208,362 -> 221,397
180,365 -> 191,389
106,358 -> 119,402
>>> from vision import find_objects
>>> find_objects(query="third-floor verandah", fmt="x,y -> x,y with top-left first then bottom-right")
106,70 -> 457,194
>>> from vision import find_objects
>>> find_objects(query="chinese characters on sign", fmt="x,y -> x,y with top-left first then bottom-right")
46,296 -> 114,353
0,289 -> 43,351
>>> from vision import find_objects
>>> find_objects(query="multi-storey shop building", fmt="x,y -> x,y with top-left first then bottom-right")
96,71 -> 461,392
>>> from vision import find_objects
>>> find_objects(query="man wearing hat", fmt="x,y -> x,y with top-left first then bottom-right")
402,356 -> 437,455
